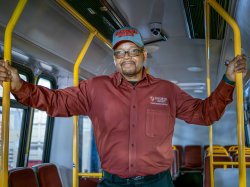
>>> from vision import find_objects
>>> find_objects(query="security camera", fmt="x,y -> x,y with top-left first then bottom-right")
150,22 -> 162,36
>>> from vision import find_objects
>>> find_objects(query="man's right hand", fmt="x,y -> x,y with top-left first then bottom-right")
0,59 -> 23,92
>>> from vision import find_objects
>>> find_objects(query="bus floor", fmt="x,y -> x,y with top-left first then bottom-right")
173,172 -> 203,187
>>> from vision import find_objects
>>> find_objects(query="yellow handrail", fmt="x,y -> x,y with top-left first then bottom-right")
56,0 -> 112,48
235,149 -> 250,155
206,145 -> 227,151
78,172 -> 102,178
213,161 -> 250,166
207,151 -> 229,157
204,1 -> 214,187
229,145 -> 239,151
206,1 -> 246,187
72,31 -> 96,187
0,1 -> 28,187
56,1 -> 113,186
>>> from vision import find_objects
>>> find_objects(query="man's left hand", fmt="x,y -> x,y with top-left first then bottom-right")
225,54 -> 247,82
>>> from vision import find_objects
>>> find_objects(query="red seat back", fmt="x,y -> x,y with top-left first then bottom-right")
33,163 -> 63,187
79,178 -> 101,187
183,145 -> 202,169
9,167 -> 39,187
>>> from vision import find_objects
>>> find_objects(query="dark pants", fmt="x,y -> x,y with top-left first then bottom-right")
97,170 -> 174,187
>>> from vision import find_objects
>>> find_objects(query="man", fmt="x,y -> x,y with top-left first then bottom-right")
0,27 -> 247,187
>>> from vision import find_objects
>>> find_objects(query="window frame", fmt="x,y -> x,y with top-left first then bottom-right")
0,62 -> 34,168
27,72 -> 57,165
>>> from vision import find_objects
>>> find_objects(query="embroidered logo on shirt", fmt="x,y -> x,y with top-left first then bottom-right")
150,96 -> 168,106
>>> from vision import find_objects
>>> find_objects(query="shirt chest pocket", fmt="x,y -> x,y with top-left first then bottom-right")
146,108 -> 170,138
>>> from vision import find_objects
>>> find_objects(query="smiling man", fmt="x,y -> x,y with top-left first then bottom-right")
0,27 -> 247,187
112,28 -> 147,82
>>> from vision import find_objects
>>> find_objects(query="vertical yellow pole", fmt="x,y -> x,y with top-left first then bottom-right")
0,1 -> 28,187
207,1 -> 246,187
204,1 -> 214,187
72,31 -> 96,187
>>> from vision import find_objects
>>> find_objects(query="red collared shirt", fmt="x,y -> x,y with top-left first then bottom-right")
12,70 -> 234,178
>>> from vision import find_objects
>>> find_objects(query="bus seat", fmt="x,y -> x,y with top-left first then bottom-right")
228,146 -> 239,156
204,155 -> 232,187
203,144 -> 222,151
32,163 -> 63,187
204,145 -> 229,157
224,145 -> 236,152
79,177 -> 101,187
174,145 -> 184,168
182,145 -> 202,170
9,167 -> 39,187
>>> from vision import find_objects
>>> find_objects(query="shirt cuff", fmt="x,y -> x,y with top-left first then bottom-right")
11,79 -> 32,100
215,79 -> 235,102
222,74 -> 235,86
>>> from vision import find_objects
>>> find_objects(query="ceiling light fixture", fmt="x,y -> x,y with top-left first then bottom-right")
40,61 -> 53,72
194,89 -> 204,93
187,66 -> 203,72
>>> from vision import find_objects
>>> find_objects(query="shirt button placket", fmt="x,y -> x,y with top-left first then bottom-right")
129,87 -> 137,176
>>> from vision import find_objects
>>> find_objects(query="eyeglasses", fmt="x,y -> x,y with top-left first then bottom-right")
114,48 -> 143,59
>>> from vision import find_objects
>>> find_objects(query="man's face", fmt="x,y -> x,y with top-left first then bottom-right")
113,42 -> 147,81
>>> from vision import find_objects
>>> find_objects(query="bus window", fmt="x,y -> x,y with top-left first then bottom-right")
0,107 -> 24,169
79,116 -> 101,173
27,77 -> 52,167
0,73 -> 28,169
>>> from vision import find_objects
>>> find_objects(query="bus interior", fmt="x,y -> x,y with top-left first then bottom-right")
0,0 -> 250,187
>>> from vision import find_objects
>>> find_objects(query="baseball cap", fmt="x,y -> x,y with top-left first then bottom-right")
112,27 -> 144,49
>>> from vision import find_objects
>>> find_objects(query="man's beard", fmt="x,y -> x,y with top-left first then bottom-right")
120,61 -> 137,77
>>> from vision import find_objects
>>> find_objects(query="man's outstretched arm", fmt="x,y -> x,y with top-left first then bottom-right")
0,59 -> 91,117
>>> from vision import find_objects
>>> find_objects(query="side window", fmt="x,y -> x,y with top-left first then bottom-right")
79,116 -> 101,173
0,73 -> 28,169
28,77 -> 52,167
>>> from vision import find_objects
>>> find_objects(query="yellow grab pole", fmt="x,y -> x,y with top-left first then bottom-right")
207,1 -> 246,187
0,1 -> 27,187
72,31 -> 96,187
204,1 -> 214,187
56,0 -> 111,48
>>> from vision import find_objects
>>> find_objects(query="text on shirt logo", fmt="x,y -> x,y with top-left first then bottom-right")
150,96 -> 168,106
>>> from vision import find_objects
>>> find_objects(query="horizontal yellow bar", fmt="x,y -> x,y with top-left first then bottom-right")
213,162 -> 250,165
78,173 -> 102,178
